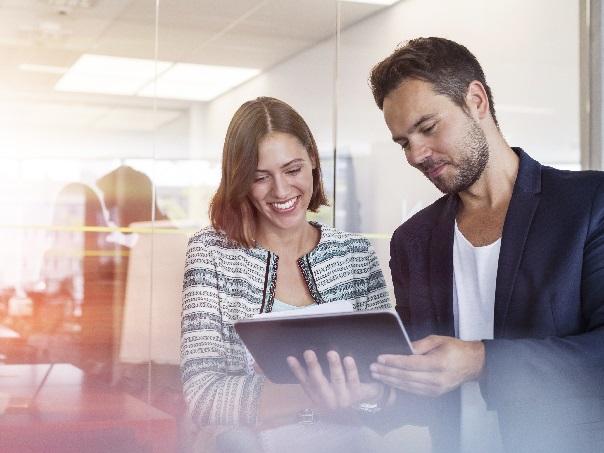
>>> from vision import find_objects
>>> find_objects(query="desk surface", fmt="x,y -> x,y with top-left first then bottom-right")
0,363 -> 177,453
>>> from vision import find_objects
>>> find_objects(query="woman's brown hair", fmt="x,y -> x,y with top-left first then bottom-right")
209,97 -> 328,247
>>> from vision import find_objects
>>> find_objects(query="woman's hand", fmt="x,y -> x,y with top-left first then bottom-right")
287,350 -> 383,411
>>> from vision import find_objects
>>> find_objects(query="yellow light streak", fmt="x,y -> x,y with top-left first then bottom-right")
0,224 -> 193,235
44,249 -> 130,258
0,224 -> 392,240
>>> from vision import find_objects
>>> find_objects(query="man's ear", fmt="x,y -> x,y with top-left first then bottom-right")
465,80 -> 490,121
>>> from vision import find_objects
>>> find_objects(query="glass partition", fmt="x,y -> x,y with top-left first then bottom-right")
0,1 -> 582,452
0,1 -> 174,450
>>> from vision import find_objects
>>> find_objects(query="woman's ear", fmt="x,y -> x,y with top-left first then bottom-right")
465,80 -> 490,121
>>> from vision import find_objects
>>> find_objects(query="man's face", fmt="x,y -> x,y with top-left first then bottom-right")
382,79 -> 489,194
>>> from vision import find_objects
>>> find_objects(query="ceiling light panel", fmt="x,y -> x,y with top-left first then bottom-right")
137,63 -> 260,102
55,54 -> 172,96
55,54 -> 259,102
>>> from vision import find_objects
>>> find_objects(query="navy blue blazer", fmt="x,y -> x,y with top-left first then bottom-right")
385,149 -> 604,453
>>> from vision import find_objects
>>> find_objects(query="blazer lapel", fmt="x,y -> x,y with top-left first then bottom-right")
494,149 -> 542,337
429,195 -> 458,336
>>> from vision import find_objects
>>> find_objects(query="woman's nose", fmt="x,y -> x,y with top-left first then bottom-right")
271,175 -> 290,198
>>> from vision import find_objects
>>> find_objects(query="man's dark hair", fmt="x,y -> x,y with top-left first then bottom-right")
369,37 -> 498,126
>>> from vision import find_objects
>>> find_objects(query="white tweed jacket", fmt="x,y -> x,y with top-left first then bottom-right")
180,222 -> 390,427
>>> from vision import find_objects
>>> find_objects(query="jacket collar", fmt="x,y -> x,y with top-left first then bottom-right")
429,195 -> 457,336
493,148 -> 541,335
429,148 -> 542,336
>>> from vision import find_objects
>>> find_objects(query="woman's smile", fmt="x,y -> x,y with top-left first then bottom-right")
269,195 -> 300,213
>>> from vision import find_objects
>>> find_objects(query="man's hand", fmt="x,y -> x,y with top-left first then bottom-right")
370,335 -> 485,397
287,350 -> 383,411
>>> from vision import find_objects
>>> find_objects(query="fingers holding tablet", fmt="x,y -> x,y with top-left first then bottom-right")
287,350 -> 382,411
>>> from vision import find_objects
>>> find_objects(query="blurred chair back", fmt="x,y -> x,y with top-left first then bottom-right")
119,221 -> 189,365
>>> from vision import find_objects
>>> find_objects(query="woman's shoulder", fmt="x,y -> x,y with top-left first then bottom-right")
189,226 -> 230,247
188,226 -> 265,260
188,226 -> 249,256
314,222 -> 371,252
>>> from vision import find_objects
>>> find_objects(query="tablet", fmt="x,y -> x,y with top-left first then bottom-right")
234,309 -> 414,384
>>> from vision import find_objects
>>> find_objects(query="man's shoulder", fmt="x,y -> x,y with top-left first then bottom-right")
539,166 -> 604,215
542,166 -> 604,192
392,195 -> 452,243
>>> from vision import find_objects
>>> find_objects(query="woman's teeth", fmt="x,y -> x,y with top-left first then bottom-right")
271,197 -> 297,211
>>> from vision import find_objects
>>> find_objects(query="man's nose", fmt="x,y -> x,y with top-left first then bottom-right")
406,140 -> 432,166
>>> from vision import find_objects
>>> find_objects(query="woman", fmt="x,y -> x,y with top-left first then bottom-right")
181,97 -> 391,452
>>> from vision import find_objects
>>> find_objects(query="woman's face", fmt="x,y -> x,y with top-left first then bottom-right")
249,132 -> 315,235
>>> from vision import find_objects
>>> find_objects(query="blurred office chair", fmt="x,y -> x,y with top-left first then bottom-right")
119,220 -> 187,367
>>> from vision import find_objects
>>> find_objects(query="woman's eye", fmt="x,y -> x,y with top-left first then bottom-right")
254,175 -> 268,182
287,167 -> 301,175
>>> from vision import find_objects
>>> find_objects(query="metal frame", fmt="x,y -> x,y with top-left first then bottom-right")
581,0 -> 603,170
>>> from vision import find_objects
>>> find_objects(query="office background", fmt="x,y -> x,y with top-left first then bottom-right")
0,0 -> 601,451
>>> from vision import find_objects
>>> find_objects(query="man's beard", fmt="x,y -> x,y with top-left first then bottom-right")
418,119 -> 489,194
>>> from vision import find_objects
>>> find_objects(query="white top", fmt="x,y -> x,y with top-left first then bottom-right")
452,221 -> 504,453
271,298 -> 317,312
452,222 -> 500,340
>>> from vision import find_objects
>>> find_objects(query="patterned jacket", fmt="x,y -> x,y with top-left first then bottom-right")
181,222 -> 390,426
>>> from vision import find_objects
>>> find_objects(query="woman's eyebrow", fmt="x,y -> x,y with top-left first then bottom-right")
281,158 -> 304,169
256,158 -> 305,172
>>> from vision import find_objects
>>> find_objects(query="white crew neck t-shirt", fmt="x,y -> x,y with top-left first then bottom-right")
453,221 -> 504,453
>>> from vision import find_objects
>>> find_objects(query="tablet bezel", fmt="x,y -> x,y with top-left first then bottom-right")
234,309 -> 414,384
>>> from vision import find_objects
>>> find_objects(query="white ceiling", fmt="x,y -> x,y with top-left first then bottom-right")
0,0 -> 391,128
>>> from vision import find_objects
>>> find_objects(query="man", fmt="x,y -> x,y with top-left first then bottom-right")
366,37 -> 604,453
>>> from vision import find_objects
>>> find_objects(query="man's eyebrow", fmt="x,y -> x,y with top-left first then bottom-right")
391,114 -> 438,142
256,158 -> 305,172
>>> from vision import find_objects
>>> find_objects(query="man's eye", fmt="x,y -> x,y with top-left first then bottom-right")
421,123 -> 436,134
